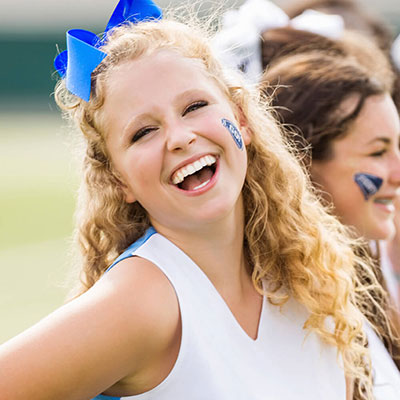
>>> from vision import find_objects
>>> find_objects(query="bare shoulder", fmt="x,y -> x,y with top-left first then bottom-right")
0,256 -> 180,400
97,255 -> 180,350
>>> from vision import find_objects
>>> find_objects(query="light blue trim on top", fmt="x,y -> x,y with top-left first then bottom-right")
106,226 -> 157,272
92,394 -> 120,400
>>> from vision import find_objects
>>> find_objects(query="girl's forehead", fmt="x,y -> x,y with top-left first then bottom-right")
112,49 -> 207,79
105,49 -> 223,101
334,93 -> 399,151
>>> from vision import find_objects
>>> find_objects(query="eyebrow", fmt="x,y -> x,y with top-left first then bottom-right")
175,88 -> 215,103
366,137 -> 391,145
122,114 -> 149,137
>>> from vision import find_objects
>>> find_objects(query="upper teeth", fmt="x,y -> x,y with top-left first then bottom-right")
172,155 -> 216,185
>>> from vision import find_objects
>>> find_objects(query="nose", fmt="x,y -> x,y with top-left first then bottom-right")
165,119 -> 196,152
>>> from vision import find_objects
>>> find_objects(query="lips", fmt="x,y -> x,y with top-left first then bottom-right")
170,154 -> 217,191
171,154 -> 216,185
373,197 -> 397,213
374,198 -> 393,205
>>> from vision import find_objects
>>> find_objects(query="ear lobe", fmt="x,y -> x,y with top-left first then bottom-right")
241,125 -> 252,145
121,184 -> 136,204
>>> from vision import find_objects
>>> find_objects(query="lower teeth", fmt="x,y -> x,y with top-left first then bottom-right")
193,179 -> 211,191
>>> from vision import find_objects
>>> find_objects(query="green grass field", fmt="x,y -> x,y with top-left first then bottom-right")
0,112 -> 78,343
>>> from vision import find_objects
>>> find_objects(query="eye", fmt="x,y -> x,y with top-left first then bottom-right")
369,149 -> 387,157
182,100 -> 208,116
132,126 -> 158,143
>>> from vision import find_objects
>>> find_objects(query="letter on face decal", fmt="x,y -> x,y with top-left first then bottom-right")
221,118 -> 243,150
354,173 -> 383,200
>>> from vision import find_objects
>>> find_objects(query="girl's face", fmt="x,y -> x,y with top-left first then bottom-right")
311,93 -> 400,240
103,50 -> 251,233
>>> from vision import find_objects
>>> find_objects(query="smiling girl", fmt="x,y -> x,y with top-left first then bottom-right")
262,38 -> 400,398
0,1 -> 385,399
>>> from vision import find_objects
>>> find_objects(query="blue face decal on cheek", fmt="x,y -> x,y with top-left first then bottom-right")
221,118 -> 243,150
354,173 -> 383,200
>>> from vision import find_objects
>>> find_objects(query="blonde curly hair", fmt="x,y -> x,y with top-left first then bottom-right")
55,16 -> 383,399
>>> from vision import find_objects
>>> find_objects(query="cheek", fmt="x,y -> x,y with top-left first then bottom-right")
312,162 -> 354,201
124,148 -> 160,187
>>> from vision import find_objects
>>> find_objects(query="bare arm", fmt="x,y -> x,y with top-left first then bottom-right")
0,257 -> 180,400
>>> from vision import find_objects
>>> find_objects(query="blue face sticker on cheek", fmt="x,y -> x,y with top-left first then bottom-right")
354,173 -> 383,200
221,118 -> 243,150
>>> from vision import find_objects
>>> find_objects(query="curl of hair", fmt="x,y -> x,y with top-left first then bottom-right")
55,16 -> 383,398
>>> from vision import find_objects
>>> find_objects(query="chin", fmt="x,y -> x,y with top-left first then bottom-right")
365,223 -> 396,241
197,198 -> 242,223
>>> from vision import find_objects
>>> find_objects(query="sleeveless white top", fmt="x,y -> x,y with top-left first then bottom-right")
366,324 -> 400,399
379,240 -> 400,309
369,240 -> 400,310
94,228 -> 346,400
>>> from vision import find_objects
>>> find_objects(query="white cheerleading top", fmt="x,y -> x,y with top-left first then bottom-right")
379,240 -> 400,309
94,227 -> 346,400
366,323 -> 400,399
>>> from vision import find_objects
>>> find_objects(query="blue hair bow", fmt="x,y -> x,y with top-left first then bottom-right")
54,0 -> 162,102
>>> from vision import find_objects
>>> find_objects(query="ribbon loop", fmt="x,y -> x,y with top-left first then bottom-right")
212,0 -> 289,83
105,0 -> 162,34
392,33 -> 400,71
65,30 -> 107,101
54,0 -> 162,101
290,10 -> 344,40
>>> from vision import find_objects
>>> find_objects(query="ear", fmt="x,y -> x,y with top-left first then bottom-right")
235,105 -> 252,146
240,124 -> 252,146
123,188 -> 136,203
119,181 -> 136,204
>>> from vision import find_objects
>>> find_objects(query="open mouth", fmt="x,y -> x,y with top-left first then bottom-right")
374,198 -> 392,205
171,155 -> 217,191
373,198 -> 395,212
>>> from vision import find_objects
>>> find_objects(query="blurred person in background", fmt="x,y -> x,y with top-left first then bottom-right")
282,0 -> 400,125
276,0 -> 400,317
262,32 -> 400,399
270,0 -> 400,315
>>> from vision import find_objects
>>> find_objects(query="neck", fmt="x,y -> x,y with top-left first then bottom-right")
152,198 -> 250,297
387,234 -> 400,270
